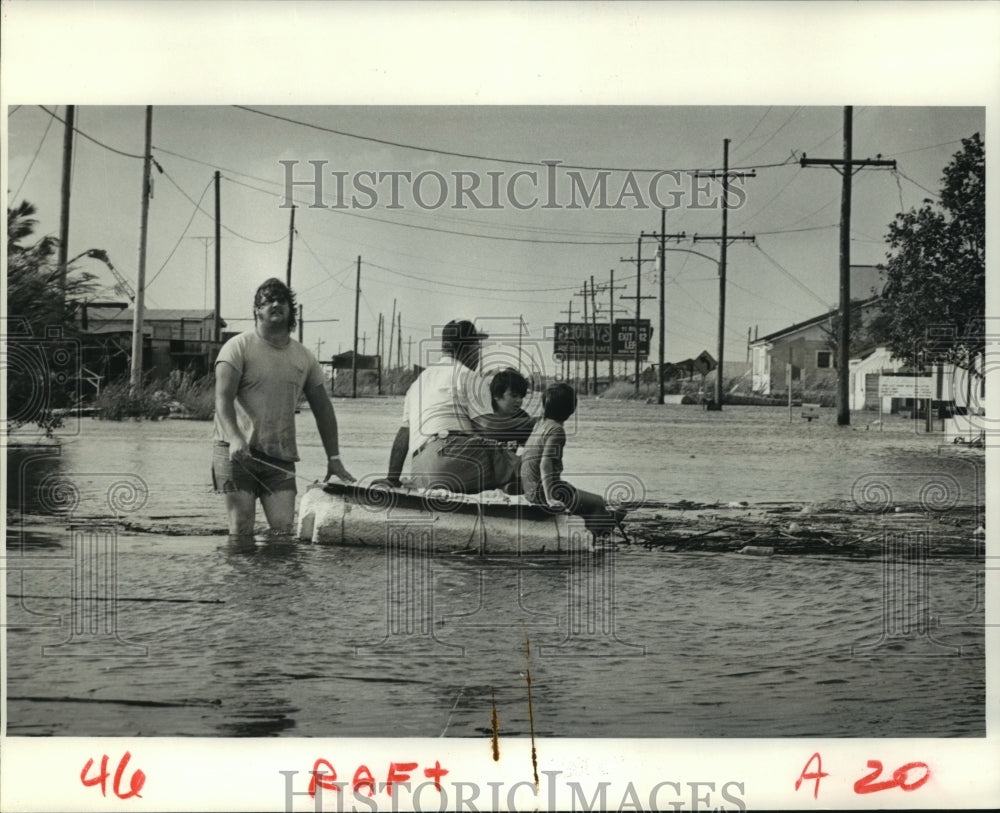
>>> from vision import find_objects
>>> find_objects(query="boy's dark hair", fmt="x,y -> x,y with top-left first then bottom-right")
490,368 -> 529,405
253,277 -> 297,330
543,382 -> 576,422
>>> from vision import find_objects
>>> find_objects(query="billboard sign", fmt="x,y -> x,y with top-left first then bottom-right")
553,319 -> 651,360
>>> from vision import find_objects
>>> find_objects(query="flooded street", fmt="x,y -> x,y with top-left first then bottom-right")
5,398 -> 986,737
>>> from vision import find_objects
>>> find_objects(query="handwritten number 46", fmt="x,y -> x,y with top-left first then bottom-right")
81,752 -> 146,799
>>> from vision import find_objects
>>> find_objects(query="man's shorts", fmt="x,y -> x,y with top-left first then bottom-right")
212,441 -> 296,497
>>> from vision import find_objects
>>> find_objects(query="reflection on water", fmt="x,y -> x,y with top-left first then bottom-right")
4,402 -> 985,737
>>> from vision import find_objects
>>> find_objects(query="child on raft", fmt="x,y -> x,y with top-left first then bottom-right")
520,382 -> 627,539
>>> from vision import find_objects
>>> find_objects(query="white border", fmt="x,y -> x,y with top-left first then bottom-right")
2,2 -> 998,811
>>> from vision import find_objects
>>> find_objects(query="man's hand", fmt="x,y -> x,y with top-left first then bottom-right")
325,457 -> 356,483
228,436 -> 251,462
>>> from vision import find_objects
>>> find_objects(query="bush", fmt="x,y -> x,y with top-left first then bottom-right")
94,371 -> 216,421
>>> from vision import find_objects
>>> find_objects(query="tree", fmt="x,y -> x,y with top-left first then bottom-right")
875,134 -> 985,376
6,200 -> 98,429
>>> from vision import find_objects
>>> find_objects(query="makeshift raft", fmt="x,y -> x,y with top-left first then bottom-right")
296,481 -> 595,553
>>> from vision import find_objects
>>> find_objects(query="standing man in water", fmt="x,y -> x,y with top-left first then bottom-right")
213,277 -> 354,536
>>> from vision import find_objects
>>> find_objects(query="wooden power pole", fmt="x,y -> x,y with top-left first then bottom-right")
800,107 -> 896,425
693,138 -> 755,410
130,106 -> 154,389
352,256 -> 361,398
644,210 -> 686,404
620,237 -> 654,395
57,105 -> 75,307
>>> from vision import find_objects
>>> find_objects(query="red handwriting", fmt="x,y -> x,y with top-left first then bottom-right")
80,752 -> 145,799
308,759 -> 449,799
794,752 -> 829,800
795,753 -> 930,800
853,760 -> 931,794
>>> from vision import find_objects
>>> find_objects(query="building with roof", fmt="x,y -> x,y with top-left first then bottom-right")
79,306 -> 225,388
749,266 -> 888,398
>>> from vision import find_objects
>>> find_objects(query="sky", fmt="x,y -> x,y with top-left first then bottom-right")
6,103 -> 985,375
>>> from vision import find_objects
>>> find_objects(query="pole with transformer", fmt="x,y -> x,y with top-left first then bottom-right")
799,106 -> 895,425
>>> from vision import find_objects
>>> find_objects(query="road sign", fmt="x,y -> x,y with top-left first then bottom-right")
553,319 -> 651,359
878,375 -> 934,399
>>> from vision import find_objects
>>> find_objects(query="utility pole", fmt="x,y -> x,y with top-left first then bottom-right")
800,106 -> 896,426
407,336 -> 413,370
298,304 -> 303,343
388,298 -> 397,371
57,105 -> 75,307
603,270 -> 626,385
590,275 -> 599,394
376,313 -> 383,396
559,299 -> 575,385
361,332 -> 367,355
352,256 -> 361,398
315,337 -> 325,357
693,138 -> 756,410
130,106 -> 153,389
620,237 -> 654,395
214,171 -> 221,344
644,211 -> 686,404
575,281 -> 591,394
285,204 -> 296,288
397,313 -> 402,375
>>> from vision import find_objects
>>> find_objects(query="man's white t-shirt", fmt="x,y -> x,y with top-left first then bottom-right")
401,356 -> 493,458
213,330 -> 324,461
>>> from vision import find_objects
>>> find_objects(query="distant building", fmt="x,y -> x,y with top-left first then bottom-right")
79,306 -> 225,385
750,265 -> 886,397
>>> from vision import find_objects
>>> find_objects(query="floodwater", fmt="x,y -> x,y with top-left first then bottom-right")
4,398 -> 986,737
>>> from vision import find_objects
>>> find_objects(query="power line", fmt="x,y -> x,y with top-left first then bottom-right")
146,177 -> 214,289
157,169 -> 285,245
37,105 -> 145,160
892,167 -> 938,198
753,244 -> 830,308
10,111 -> 55,202
224,174 -> 635,246
233,105 -> 795,174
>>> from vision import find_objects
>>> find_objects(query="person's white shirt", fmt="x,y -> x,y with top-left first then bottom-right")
401,355 -> 493,458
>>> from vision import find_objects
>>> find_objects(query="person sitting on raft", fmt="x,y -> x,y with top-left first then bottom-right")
380,320 -> 521,494
477,367 -> 536,449
520,382 -> 626,538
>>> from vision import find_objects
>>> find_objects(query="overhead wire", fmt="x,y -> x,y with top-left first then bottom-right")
10,109 -> 55,202
753,244 -> 831,308
37,105 -> 145,160
223,173 -> 635,246
233,105 -> 796,174
146,177 -> 214,289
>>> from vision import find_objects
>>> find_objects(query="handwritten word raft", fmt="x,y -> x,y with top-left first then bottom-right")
80,752 -> 146,799
307,759 -> 449,798
795,752 -> 930,800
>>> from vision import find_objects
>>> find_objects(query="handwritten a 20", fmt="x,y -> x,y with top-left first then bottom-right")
795,752 -> 929,800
